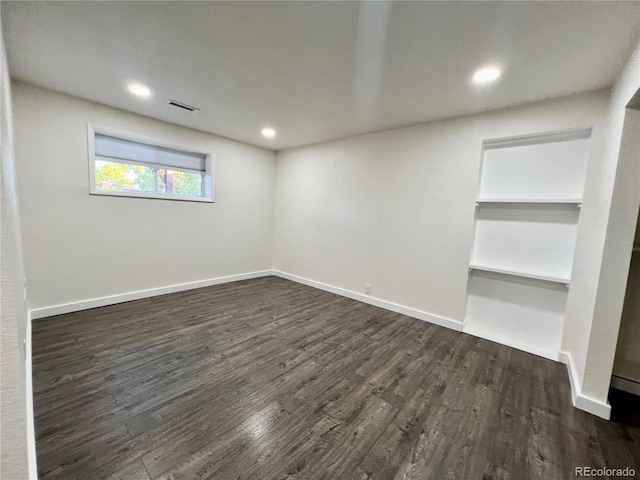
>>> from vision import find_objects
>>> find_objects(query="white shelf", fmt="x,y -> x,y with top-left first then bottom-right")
472,206 -> 578,280
476,198 -> 582,205
469,262 -> 570,285
467,130 -> 591,360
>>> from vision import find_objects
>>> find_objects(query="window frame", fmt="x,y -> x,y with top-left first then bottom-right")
88,125 -> 215,203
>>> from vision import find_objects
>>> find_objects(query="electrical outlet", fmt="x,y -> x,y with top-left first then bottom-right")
364,283 -> 372,295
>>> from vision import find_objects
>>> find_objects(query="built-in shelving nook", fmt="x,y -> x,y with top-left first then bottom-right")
465,128 -> 592,360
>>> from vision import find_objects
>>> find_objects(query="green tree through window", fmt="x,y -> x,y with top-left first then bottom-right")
96,161 -> 202,196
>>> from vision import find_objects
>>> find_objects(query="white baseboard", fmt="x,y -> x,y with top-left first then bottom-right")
558,351 -> 571,366
26,312 -> 38,479
574,391 -> 612,420
29,270 -> 272,320
559,351 -> 611,419
559,351 -> 579,404
463,326 -> 560,362
274,272 -> 610,419
26,269 -> 613,421
611,375 -> 640,396
272,270 -> 463,332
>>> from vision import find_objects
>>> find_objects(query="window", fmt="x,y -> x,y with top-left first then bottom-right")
89,126 -> 213,202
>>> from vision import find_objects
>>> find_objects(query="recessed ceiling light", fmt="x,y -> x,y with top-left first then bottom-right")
261,127 -> 276,139
472,66 -> 502,85
127,82 -> 151,98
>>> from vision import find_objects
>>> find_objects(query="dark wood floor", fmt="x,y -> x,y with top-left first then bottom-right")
32,277 -> 639,480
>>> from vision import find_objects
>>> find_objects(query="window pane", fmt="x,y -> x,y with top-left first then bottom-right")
95,160 -> 154,193
156,169 -> 203,197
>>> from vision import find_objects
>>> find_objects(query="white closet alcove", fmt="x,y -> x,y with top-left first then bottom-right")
465,129 -> 592,360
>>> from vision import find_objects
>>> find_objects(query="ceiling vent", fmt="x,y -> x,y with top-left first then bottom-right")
168,100 -> 199,113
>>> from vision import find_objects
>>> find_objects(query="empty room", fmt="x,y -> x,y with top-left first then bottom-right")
2,1 -> 640,479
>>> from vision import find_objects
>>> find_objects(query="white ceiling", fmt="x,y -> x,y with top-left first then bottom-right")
2,1 -> 639,150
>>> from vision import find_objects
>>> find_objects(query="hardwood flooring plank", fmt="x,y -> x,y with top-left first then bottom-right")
482,349 -> 534,480
105,460 -> 151,480
32,276 -> 640,480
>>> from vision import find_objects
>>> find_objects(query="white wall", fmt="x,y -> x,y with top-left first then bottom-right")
565,37 -> 640,407
273,92 -> 610,326
12,82 -> 276,312
0,23 -> 31,480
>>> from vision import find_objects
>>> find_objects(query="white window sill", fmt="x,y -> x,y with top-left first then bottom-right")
89,190 -> 214,203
